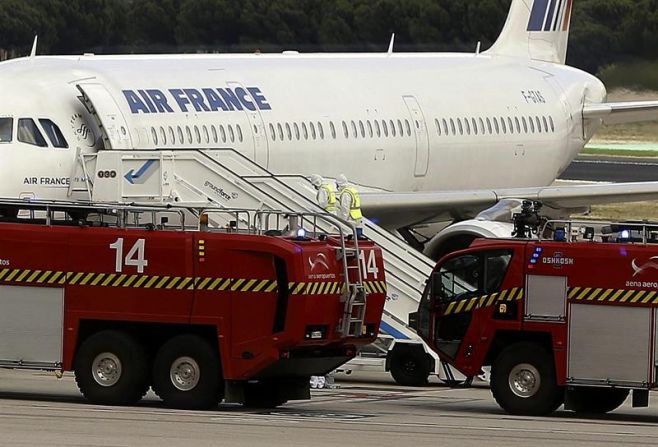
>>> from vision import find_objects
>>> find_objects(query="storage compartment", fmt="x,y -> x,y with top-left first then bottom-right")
0,285 -> 63,366
524,275 -> 567,321
568,303 -> 651,386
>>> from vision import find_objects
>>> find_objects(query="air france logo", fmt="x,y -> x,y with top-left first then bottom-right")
122,87 -> 271,114
527,0 -> 573,32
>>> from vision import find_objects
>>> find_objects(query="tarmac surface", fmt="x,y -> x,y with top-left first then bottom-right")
2,369 -> 658,447
561,155 -> 658,183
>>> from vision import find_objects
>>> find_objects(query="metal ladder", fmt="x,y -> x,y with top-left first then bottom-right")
338,239 -> 368,337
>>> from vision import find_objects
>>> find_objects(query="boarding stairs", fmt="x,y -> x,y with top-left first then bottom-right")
68,148 -> 446,375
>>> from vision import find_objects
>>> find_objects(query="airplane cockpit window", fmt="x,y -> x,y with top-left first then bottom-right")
18,118 -> 47,147
0,118 -> 12,143
39,119 -> 68,148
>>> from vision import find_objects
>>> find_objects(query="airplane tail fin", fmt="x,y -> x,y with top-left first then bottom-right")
486,0 -> 573,64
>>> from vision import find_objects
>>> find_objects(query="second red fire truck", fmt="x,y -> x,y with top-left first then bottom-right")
0,200 -> 386,409
414,203 -> 658,416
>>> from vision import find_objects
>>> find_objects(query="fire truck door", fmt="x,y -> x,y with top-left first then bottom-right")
430,251 -> 512,359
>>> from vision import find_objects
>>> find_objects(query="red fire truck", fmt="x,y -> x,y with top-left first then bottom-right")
0,200 -> 385,409
413,214 -> 658,416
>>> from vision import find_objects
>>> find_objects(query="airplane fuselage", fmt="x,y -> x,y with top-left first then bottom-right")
0,52 -> 605,200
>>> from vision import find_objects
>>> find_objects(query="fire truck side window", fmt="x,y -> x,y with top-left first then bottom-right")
436,254 -> 482,303
484,251 -> 513,293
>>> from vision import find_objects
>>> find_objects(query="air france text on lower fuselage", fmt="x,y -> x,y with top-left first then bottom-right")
122,87 -> 271,114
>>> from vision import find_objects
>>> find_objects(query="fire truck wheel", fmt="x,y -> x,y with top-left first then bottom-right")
491,342 -> 563,416
74,330 -> 149,406
389,348 -> 430,387
568,387 -> 630,414
152,335 -> 222,410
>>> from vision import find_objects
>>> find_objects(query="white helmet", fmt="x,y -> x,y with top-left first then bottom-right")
309,174 -> 323,187
336,174 -> 348,188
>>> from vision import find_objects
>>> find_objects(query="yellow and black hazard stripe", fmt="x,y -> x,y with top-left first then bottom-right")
568,287 -> 658,305
364,281 -> 387,294
0,268 -> 367,296
443,287 -> 524,316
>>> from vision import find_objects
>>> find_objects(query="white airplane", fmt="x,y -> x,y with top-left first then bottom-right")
2,0 -> 658,258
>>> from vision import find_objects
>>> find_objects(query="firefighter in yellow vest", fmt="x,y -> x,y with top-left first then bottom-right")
336,174 -> 364,238
310,174 -> 337,214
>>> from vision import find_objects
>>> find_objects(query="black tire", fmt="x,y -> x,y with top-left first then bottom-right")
74,330 -> 149,406
491,342 -> 564,416
568,387 -> 629,414
389,347 -> 431,387
152,334 -> 222,410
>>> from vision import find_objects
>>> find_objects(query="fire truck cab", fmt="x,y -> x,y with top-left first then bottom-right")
414,219 -> 658,416
0,200 -> 386,410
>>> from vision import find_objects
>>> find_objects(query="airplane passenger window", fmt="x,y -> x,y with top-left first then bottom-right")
194,126 -> 201,143
219,125 -> 227,143
382,120 -> 389,137
294,123 -> 300,140
277,123 -> 284,140
168,126 -> 175,144
389,120 -> 396,137
405,120 -> 412,136
302,122 -> 308,140
493,118 -> 499,134
228,125 -> 235,143
486,118 -> 492,134
318,122 -> 324,139
464,118 -> 470,135
211,125 -> 218,143
177,126 -> 184,143
375,120 -> 381,137
0,118 -> 12,143
435,119 -> 441,136
542,116 -> 549,133
549,116 -> 555,132
471,118 -> 478,135
351,121 -> 358,138
528,116 -> 535,133
269,123 -> 276,141
508,117 -> 514,134
185,126 -> 192,144
500,117 -> 507,134
536,116 -> 542,133
160,126 -> 167,145
151,127 -> 159,145
342,121 -> 348,138
330,122 -> 336,139
18,118 -> 47,147
397,119 -> 403,136
237,125 -> 243,142
457,118 -> 463,135
515,117 -> 521,133
442,119 -> 449,136
522,117 -> 528,133
478,118 -> 485,134
359,120 -> 365,138
449,118 -> 456,135
285,123 -> 292,140
367,120 -> 373,138
203,125 -> 210,143
310,122 -> 317,140
39,119 -> 68,148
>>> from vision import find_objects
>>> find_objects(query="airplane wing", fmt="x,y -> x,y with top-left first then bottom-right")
362,182 -> 658,228
583,101 -> 658,125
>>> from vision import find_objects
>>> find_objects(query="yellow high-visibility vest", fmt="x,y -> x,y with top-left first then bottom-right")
343,186 -> 363,220
318,182 -> 337,212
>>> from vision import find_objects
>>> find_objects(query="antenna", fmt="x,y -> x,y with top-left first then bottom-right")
475,41 -> 481,55
387,33 -> 395,54
30,35 -> 38,59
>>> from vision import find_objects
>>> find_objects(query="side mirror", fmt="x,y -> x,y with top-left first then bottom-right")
408,311 -> 419,331
431,273 -> 443,299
